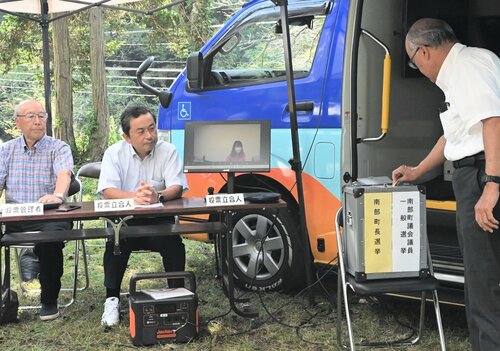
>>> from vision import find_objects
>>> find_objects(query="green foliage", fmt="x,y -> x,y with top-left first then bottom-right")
0,66 -> 45,140
0,15 -> 40,74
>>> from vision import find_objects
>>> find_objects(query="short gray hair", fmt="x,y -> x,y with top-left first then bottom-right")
406,18 -> 458,50
13,100 -> 44,118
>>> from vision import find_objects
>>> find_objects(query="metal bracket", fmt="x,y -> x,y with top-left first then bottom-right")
100,215 -> 134,255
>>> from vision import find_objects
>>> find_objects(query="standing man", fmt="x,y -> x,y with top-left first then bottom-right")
98,105 -> 188,327
0,100 -> 74,321
392,19 -> 500,351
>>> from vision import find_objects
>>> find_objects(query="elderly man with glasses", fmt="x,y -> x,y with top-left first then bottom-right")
0,100 -> 74,321
392,19 -> 500,351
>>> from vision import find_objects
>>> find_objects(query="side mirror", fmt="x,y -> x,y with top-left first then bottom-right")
136,56 -> 173,108
137,56 -> 155,75
186,51 -> 204,90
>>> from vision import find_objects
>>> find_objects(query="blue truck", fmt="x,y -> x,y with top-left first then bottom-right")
137,0 -> 499,303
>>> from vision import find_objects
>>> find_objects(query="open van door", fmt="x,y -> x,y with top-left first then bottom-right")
342,0 -> 500,305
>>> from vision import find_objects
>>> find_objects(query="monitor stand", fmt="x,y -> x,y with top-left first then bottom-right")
219,171 -> 257,316
227,172 -> 235,194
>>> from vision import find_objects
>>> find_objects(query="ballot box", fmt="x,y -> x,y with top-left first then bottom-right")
343,183 -> 429,281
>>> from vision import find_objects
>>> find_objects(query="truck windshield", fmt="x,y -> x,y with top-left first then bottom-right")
212,15 -> 325,75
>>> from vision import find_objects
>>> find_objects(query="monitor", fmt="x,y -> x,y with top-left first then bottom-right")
183,120 -> 271,173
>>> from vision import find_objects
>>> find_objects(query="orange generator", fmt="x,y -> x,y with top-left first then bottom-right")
129,272 -> 198,346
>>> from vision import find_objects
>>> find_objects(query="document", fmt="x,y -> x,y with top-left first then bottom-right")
135,203 -> 164,209
144,288 -> 194,300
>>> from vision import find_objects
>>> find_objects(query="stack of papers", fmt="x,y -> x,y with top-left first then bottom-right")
143,288 -> 194,300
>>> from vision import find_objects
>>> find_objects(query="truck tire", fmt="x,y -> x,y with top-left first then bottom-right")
227,207 -> 305,292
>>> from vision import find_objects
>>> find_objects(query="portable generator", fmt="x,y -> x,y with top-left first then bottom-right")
129,271 -> 198,346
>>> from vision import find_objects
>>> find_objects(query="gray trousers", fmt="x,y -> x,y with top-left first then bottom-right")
453,165 -> 500,351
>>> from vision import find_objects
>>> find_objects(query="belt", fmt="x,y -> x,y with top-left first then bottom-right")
452,152 -> 485,169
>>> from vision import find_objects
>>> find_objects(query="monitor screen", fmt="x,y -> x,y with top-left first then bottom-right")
183,120 -> 271,173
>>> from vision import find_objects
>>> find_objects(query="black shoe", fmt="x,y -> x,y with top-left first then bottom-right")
40,303 -> 59,321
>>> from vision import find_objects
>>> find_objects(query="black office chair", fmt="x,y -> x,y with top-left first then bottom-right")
12,174 -> 90,309
334,208 -> 446,350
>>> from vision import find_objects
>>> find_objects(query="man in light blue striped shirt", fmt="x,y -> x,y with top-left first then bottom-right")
0,100 -> 74,321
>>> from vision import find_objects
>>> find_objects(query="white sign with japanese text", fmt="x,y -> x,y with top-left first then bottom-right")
205,193 -> 245,207
94,199 -> 135,212
1,203 -> 43,217
392,191 -> 421,272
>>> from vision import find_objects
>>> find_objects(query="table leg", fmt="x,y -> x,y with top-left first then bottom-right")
100,216 -> 134,255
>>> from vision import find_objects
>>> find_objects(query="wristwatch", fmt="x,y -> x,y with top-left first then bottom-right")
157,191 -> 165,203
54,192 -> 66,203
481,174 -> 500,185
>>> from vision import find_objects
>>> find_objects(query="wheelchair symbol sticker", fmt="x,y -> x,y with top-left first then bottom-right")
178,102 -> 191,120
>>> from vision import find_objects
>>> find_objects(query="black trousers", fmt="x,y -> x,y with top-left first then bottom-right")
5,221 -> 71,305
453,165 -> 500,351
103,216 -> 186,294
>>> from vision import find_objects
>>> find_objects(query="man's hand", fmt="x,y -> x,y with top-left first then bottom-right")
475,183 -> 500,233
38,194 -> 64,204
391,165 -> 419,185
133,181 -> 157,205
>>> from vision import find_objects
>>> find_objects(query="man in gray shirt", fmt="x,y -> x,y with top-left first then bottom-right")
97,105 -> 188,327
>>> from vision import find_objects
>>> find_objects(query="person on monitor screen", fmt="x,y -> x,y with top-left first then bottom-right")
226,140 -> 246,162
392,18 -> 500,351
97,104 -> 188,327
0,100 -> 74,321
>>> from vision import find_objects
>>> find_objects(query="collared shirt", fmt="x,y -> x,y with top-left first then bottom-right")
0,135 -> 74,203
436,43 -> 500,161
97,140 -> 188,195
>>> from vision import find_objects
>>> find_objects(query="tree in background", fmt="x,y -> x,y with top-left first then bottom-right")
87,7 -> 110,163
0,0 -> 242,161
53,15 -> 76,150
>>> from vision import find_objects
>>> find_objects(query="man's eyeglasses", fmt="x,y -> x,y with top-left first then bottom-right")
16,112 -> 48,121
408,46 -> 421,69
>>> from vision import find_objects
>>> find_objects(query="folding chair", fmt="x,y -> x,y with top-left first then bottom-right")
75,162 -> 104,249
335,208 -> 446,350
12,175 -> 90,309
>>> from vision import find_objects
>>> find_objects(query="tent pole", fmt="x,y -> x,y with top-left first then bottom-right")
41,0 -> 52,135
272,0 -> 315,305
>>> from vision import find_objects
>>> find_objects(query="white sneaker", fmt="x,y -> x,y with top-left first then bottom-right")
101,297 -> 120,326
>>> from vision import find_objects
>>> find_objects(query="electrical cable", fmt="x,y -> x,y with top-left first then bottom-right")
352,296 -> 418,347
255,255 -> 337,329
196,206 -> 281,333
198,181 -> 339,344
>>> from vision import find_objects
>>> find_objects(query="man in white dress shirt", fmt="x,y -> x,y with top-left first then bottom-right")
392,19 -> 500,351
97,105 -> 188,327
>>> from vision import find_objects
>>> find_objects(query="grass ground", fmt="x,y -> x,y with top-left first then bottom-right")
0,236 -> 471,351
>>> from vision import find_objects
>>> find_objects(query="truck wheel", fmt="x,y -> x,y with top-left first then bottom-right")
227,208 -> 305,291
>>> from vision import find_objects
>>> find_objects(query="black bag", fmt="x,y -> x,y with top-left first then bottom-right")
0,287 -> 19,325
19,248 -> 40,282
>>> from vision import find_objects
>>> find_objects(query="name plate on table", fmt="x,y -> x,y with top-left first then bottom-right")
206,193 -> 245,207
94,199 -> 135,212
1,203 -> 43,217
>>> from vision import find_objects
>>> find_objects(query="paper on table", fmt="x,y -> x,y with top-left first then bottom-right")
134,202 -> 165,208
143,288 -> 194,300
